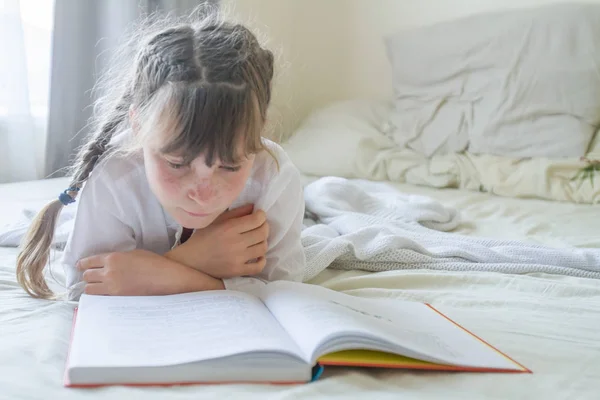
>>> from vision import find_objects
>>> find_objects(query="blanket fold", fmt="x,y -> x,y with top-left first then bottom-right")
302,177 -> 600,280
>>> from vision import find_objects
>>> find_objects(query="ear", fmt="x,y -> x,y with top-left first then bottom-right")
129,105 -> 139,135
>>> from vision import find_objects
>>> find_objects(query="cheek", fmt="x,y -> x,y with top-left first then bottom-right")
145,154 -> 183,201
157,166 -> 184,198
209,174 -> 243,201
213,168 -> 252,202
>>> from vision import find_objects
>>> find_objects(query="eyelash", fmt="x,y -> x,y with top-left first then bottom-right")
167,161 -> 186,170
220,166 -> 241,172
166,161 -> 240,172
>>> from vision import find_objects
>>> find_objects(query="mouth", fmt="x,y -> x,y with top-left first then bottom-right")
181,208 -> 211,217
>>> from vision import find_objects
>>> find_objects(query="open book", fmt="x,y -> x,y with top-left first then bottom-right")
65,281 -> 530,387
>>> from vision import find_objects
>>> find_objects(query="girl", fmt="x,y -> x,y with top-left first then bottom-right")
16,8 -> 306,301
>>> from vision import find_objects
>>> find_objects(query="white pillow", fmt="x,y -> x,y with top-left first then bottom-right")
282,99 -> 392,178
384,3 -> 600,158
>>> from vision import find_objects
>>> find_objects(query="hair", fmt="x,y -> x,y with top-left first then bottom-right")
16,4 -> 276,299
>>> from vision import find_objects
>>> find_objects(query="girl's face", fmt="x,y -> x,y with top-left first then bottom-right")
142,136 -> 255,229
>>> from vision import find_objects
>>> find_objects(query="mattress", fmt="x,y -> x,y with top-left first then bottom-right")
1,176 -> 599,399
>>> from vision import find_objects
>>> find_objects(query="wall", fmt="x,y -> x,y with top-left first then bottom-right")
223,0 -> 600,138
221,0 -> 296,139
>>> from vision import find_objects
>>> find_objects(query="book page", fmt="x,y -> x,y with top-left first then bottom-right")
68,291 -> 304,368
261,281 -> 519,370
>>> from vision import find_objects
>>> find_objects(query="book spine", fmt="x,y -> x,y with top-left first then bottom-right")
311,364 -> 324,382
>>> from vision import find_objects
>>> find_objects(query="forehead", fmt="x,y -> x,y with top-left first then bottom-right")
148,128 -> 249,163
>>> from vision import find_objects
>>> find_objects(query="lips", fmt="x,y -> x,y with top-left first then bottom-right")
182,208 -> 211,217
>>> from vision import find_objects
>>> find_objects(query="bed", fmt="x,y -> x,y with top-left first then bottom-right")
3,2 -> 600,399
1,168 -> 599,399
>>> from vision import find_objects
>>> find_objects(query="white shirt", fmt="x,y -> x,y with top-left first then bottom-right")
62,136 -> 306,300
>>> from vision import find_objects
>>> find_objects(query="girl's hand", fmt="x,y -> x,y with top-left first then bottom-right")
78,249 -> 225,296
169,204 -> 270,279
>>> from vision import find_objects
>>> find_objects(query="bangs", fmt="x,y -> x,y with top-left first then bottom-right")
153,83 -> 264,166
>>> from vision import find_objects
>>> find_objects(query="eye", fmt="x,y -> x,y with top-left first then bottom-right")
164,158 -> 187,170
220,165 -> 241,172
168,161 -> 185,170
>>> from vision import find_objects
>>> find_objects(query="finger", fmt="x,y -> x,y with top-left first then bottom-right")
243,220 -> 270,247
246,256 -> 266,276
77,254 -> 109,271
233,210 -> 267,234
247,240 -> 269,260
84,283 -> 109,296
82,268 -> 104,283
214,204 -> 254,224
228,203 -> 255,218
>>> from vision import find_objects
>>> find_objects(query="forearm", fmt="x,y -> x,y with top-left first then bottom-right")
164,243 -> 197,270
154,253 -> 225,294
164,242 -> 232,279
173,262 -> 226,293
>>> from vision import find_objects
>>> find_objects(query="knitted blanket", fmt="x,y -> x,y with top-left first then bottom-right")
301,177 -> 600,281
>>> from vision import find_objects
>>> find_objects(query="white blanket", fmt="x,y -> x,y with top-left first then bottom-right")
302,177 -> 600,281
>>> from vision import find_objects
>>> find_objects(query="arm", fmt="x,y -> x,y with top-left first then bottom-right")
77,249 -> 225,296
165,235 -> 203,269
162,259 -> 226,293
62,167 -> 224,299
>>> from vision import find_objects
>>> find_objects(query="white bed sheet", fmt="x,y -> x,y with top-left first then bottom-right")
1,176 -> 599,399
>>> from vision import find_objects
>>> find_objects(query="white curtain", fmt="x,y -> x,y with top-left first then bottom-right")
1,0 -> 210,184
0,0 -> 54,183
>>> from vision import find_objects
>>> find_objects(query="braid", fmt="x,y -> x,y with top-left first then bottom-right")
69,93 -> 131,191
15,92 -> 131,299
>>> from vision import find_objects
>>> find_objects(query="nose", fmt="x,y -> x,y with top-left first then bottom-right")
188,178 -> 214,204
186,159 -> 217,204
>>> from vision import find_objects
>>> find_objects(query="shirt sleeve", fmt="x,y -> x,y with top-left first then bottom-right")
61,169 -> 137,300
222,146 -> 307,292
